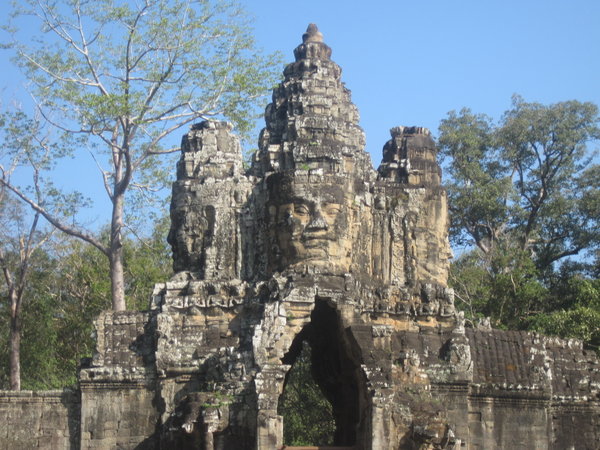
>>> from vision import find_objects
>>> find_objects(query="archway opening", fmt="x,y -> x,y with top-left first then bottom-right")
278,299 -> 366,447
278,340 -> 336,445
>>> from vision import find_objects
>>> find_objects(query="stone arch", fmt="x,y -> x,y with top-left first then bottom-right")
278,298 -> 371,447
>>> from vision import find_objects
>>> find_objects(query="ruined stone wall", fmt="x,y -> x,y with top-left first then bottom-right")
79,384 -> 158,449
0,389 -> 79,449
550,404 -> 600,449
467,396 -> 550,449
79,311 -> 160,449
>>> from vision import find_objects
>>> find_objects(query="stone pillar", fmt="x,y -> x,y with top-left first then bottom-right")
254,365 -> 287,448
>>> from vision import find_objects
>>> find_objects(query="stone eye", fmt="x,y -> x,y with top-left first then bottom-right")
294,204 -> 310,216
323,204 -> 341,215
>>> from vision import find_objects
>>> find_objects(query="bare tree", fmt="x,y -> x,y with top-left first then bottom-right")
2,0 -> 279,310
0,112 -> 56,390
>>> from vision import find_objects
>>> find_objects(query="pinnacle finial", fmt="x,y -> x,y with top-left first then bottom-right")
302,23 -> 324,43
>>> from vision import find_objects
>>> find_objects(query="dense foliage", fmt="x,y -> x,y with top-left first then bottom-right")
0,224 -> 171,390
439,96 -> 600,351
278,342 -> 336,446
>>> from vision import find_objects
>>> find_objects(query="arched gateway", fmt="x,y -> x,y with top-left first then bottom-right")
76,24 -> 600,450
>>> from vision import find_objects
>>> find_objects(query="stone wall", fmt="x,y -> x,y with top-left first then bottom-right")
0,389 -> 79,449
79,384 -> 158,449
79,311 -> 160,449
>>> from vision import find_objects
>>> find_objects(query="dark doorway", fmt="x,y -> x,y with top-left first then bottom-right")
278,341 -> 336,445
278,299 -> 367,447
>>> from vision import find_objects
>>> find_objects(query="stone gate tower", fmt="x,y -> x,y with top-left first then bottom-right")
74,24 -> 600,449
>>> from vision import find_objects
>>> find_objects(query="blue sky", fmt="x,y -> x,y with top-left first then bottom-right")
1,0 -> 599,227
243,0 -> 600,161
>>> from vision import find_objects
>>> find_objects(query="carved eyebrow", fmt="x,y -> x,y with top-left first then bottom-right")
291,197 -> 314,205
321,200 -> 341,206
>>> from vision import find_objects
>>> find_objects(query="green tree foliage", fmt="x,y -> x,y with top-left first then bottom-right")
449,245 -> 548,329
2,0 -> 280,310
0,246 -> 65,390
439,96 -> 600,260
122,215 -> 171,310
527,267 -> 600,352
278,342 -> 336,446
0,223 -> 57,390
0,223 -> 172,390
439,97 -> 600,349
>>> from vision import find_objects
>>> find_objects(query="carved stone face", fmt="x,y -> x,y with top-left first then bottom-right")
267,173 -> 353,273
168,204 -> 215,274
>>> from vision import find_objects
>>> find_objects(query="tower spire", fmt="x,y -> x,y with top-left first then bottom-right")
302,23 -> 324,43
252,24 -> 371,178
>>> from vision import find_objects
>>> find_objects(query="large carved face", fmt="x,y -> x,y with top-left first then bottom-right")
267,173 -> 353,273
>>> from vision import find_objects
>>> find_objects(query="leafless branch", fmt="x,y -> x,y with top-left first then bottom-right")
0,178 -> 109,256
87,148 -> 114,198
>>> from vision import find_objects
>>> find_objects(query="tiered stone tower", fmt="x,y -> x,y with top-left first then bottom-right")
144,24 -> 458,447
5,24 -> 596,450
252,23 -> 371,178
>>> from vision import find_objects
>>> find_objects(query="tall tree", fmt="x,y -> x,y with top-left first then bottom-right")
0,111 -> 58,390
439,96 -> 600,268
1,0 -> 279,310
438,97 -> 600,333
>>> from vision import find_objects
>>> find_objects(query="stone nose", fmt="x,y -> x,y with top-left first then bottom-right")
306,211 -> 328,231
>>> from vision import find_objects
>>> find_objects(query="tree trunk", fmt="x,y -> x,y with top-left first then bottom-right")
9,290 -> 21,391
110,192 -> 127,311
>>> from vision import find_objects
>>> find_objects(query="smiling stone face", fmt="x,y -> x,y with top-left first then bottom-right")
266,172 -> 353,274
